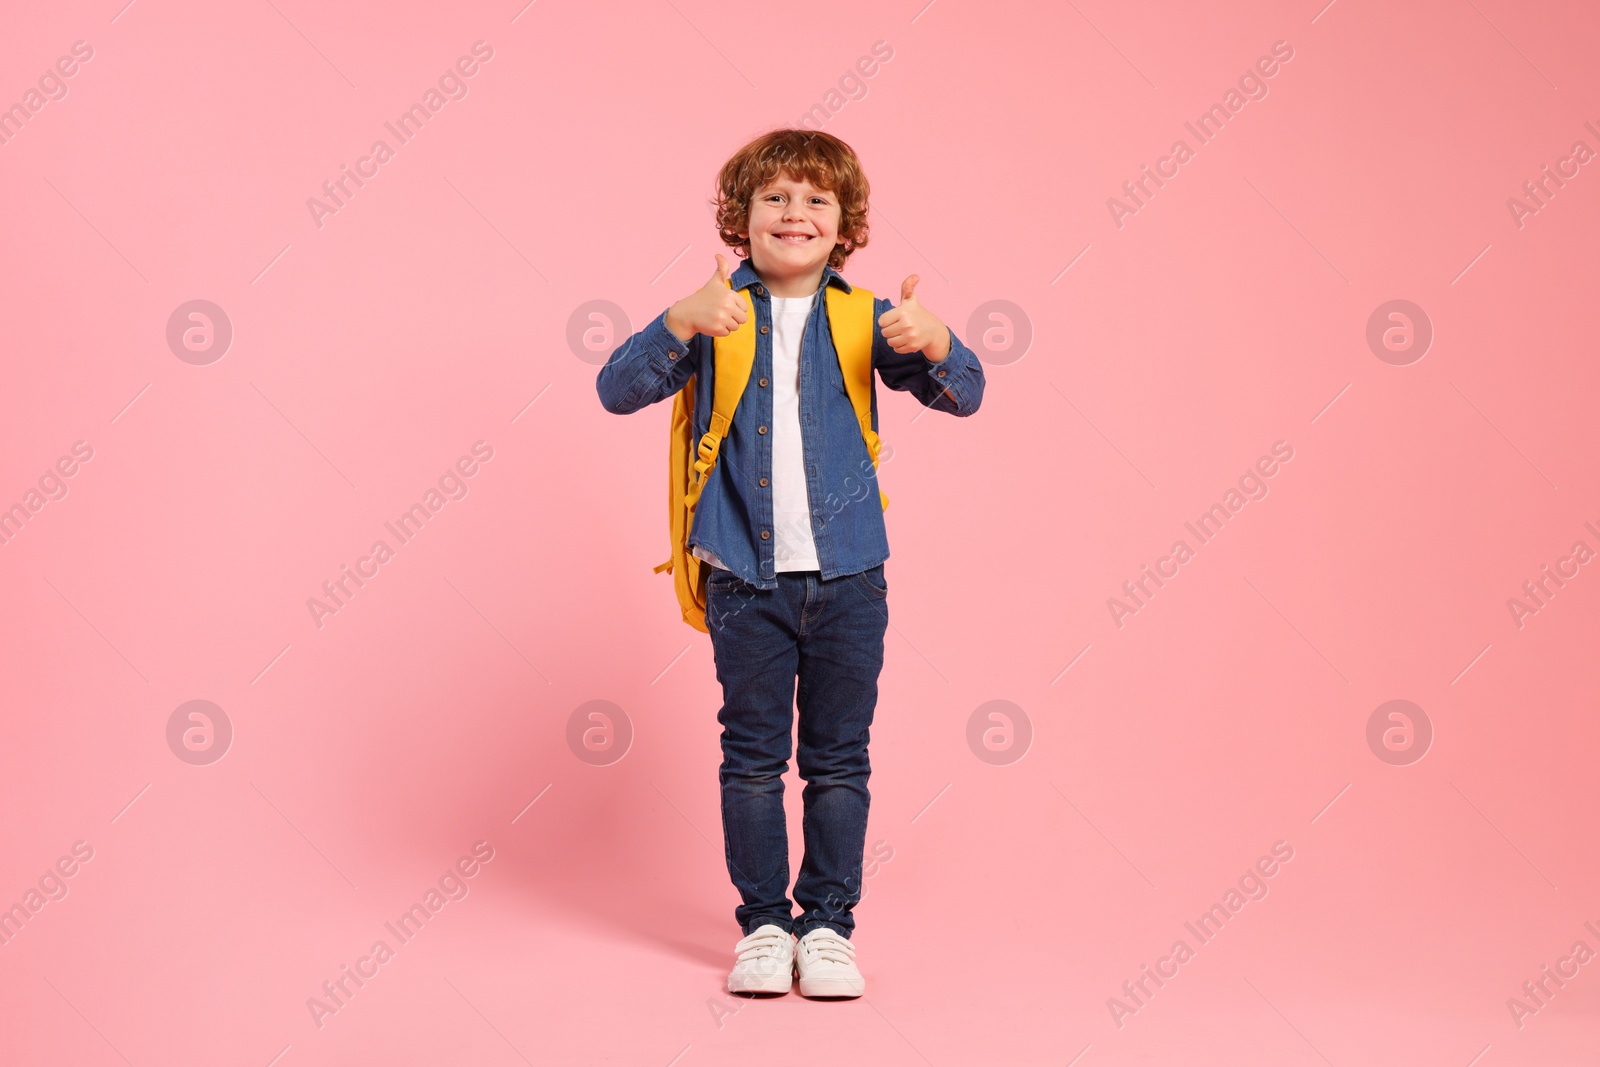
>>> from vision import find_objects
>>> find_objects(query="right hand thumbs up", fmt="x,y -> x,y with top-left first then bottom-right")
667,254 -> 749,341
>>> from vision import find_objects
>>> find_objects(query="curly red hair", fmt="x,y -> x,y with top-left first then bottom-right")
713,128 -> 871,271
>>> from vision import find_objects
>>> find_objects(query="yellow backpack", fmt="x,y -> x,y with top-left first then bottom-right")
654,279 -> 888,632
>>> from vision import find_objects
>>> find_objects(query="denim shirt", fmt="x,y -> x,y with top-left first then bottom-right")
595,257 -> 985,590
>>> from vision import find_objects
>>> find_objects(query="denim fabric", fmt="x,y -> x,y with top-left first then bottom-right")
705,561 -> 888,939
595,257 -> 985,590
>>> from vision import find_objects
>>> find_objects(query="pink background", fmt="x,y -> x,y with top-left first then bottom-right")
3,0 -> 1599,1063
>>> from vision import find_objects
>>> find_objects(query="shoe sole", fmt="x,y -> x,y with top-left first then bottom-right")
797,975 -> 865,998
728,972 -> 793,994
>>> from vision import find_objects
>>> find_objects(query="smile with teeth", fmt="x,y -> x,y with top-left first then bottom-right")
773,232 -> 814,243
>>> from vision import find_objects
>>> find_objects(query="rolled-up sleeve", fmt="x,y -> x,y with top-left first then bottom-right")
595,309 -> 698,415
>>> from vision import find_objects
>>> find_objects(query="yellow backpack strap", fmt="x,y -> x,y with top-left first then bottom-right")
825,284 -> 888,510
689,283 -> 756,508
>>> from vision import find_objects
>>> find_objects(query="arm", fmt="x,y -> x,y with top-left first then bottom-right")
595,309 -> 700,415
872,296 -> 986,416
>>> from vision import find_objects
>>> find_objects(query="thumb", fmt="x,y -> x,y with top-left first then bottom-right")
899,274 -> 920,305
710,254 -> 731,287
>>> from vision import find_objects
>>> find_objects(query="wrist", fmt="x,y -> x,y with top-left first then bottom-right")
664,303 -> 695,343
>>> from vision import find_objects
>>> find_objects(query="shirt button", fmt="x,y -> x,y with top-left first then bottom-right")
759,377 -> 769,387
759,325 -> 769,334
669,351 -> 680,360
761,530 -> 771,540
936,369 -> 947,378
758,425 -> 768,434
754,285 -> 765,296
759,477 -> 769,487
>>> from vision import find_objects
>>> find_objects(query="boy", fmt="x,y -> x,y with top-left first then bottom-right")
595,129 -> 984,997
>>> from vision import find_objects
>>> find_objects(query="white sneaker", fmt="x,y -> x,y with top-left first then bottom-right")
794,928 -> 865,997
728,923 -> 795,994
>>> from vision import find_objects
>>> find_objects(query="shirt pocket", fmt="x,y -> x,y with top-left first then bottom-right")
824,351 -> 850,397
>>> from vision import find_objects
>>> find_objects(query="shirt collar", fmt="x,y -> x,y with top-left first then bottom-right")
729,256 -> 853,296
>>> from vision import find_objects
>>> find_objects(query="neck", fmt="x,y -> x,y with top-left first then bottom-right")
754,263 -> 825,298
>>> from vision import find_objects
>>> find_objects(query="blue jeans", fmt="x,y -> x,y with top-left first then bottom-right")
705,561 -> 889,939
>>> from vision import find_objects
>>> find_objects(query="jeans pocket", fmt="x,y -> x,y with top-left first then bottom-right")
853,563 -> 887,599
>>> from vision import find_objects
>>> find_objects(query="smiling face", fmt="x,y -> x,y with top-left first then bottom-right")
738,172 -> 843,297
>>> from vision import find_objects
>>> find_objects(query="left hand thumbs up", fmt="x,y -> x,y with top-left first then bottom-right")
899,274 -> 921,306
879,273 -> 946,357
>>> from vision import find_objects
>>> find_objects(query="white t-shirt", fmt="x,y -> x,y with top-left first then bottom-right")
691,284 -> 821,573
768,287 -> 821,571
